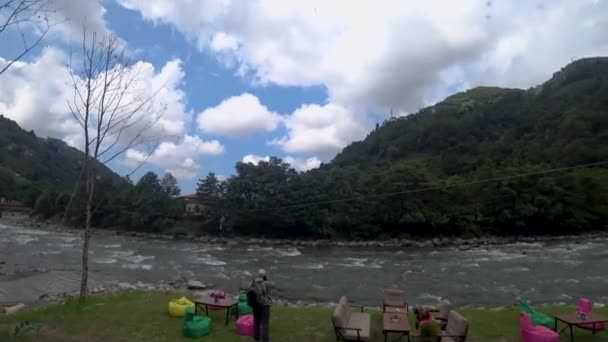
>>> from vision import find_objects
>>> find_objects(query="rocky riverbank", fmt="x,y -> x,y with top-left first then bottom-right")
1,272 -> 219,313
4,212 -> 608,249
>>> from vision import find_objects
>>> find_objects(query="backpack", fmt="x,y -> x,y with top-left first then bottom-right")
246,284 -> 259,307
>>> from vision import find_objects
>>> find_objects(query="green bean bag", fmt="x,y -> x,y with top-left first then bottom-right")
182,307 -> 212,338
520,299 -> 553,329
231,293 -> 253,316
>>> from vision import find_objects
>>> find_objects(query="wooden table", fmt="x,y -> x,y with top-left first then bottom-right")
383,312 -> 410,342
195,297 -> 239,325
554,313 -> 608,342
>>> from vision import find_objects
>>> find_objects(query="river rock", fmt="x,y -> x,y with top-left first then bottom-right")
187,280 -> 206,290
3,303 -> 26,315
118,282 -> 135,290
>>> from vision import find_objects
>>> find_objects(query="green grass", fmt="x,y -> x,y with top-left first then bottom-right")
1,292 -> 607,341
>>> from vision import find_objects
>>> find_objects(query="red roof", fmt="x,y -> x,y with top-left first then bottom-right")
180,193 -> 200,199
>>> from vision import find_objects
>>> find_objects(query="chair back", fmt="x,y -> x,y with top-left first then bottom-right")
578,298 -> 592,315
184,307 -> 195,322
332,296 -> 351,328
445,311 -> 468,341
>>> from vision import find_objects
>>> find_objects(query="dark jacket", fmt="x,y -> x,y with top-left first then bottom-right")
253,277 -> 273,306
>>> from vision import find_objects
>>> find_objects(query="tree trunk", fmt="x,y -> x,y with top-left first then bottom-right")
79,161 -> 95,303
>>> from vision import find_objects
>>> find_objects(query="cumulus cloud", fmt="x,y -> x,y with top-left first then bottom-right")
125,135 -> 224,179
241,154 -> 321,172
50,0 -> 110,38
284,156 -> 321,172
271,103 -> 369,156
0,46 -> 223,180
119,0 -> 608,156
242,154 -> 270,165
0,48 -> 76,139
197,93 -> 281,137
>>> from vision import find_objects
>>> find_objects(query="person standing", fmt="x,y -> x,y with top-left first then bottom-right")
248,269 -> 273,342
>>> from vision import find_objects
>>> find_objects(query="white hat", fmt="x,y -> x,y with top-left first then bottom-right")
257,269 -> 267,277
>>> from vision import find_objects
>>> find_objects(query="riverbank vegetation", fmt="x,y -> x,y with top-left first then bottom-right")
1,291 -> 608,341
2,57 -> 608,239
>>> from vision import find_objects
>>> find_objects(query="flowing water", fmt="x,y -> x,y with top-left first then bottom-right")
1,218 -> 607,307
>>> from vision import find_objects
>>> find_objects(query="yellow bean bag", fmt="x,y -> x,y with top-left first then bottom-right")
168,297 -> 195,317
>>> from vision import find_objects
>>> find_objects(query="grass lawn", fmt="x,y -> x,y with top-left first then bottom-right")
1,291 -> 607,341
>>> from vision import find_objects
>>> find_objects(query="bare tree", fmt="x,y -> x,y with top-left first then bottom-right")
0,0 -> 53,75
67,28 -> 165,303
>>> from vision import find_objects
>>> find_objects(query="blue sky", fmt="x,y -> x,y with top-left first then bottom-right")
1,0 -> 607,193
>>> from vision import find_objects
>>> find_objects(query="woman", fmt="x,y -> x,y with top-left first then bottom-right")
415,307 -> 442,339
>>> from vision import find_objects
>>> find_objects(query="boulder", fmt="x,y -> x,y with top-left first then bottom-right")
118,282 -> 135,290
187,280 -> 206,290
4,303 -> 26,315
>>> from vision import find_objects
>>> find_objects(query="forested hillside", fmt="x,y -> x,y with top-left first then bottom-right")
197,57 -> 608,238
0,115 -> 122,205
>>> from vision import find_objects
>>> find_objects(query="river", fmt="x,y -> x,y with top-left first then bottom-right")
1,217 -> 607,308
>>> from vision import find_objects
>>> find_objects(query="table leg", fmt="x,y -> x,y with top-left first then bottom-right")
205,304 -> 209,316
383,331 -> 387,342
554,317 -> 557,331
235,303 -> 239,319
569,324 -> 574,342
225,307 -> 230,325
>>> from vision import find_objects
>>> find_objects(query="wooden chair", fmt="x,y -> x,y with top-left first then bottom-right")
383,289 -> 408,312
331,296 -> 371,341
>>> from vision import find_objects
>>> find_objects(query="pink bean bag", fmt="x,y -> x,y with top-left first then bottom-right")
520,313 -> 559,342
576,298 -> 605,332
236,314 -> 255,336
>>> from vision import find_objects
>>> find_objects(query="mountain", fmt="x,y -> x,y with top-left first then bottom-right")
211,57 -> 608,239
0,115 -> 123,204
332,57 -> 608,171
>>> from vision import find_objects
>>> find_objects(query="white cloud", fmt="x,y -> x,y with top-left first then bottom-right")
197,93 -> 281,137
119,0 -> 608,157
271,103 -> 369,156
241,154 -> 321,172
284,156 -> 321,172
0,48 -> 76,139
50,0 -> 110,38
242,154 -> 270,165
125,135 -> 224,179
0,46 -> 220,180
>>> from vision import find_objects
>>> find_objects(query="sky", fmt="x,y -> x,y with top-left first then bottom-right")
1,0 -> 607,193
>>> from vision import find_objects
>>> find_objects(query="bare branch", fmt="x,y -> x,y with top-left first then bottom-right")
0,0 -> 56,75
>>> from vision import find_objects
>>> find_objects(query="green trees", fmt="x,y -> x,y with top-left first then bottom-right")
191,58 -> 608,239
160,173 -> 181,197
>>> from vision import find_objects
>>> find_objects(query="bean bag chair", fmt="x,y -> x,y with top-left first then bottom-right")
520,299 -> 554,329
231,293 -> 253,316
168,297 -> 195,317
182,307 -> 212,338
520,313 -> 559,342
236,314 -> 255,336
576,298 -> 605,333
